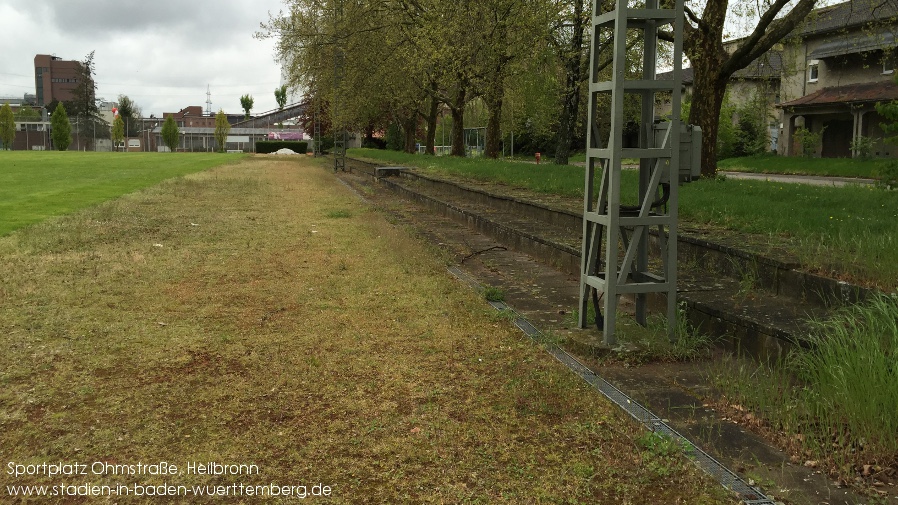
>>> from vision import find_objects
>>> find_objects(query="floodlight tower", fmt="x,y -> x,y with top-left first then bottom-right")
578,0 -> 688,345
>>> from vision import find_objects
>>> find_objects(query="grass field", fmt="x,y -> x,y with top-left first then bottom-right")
717,153 -> 890,178
0,155 -> 730,502
350,149 -> 898,289
0,151 -> 244,236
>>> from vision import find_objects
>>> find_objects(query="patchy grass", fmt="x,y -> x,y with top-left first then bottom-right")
349,148 -> 898,289
0,156 -> 732,502
0,151 -> 243,236
717,153 -> 888,179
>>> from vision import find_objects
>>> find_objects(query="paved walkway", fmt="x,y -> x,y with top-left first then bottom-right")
719,171 -> 875,187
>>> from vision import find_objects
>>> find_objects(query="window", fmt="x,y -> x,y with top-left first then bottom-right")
884,52 -> 896,75
807,60 -> 819,82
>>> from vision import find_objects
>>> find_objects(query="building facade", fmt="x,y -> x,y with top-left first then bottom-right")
777,0 -> 898,157
33,54 -> 81,106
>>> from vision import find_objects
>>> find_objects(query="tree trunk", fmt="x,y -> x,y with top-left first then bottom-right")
689,77 -> 727,177
402,114 -> 417,154
484,96 -> 502,158
424,92 -> 439,155
554,0 -> 585,165
450,86 -> 467,157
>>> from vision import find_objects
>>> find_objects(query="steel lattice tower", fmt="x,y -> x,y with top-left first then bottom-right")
578,0 -> 685,345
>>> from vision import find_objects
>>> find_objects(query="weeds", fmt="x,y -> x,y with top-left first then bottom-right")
710,293 -> 898,480
483,285 -> 506,302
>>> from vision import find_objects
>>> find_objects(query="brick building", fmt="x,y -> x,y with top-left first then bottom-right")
33,54 -> 81,106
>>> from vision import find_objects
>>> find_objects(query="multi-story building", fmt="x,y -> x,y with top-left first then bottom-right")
33,54 -> 81,106
777,0 -> 898,158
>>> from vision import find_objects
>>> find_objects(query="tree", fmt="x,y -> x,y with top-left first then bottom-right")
161,116 -> 180,152
14,106 -> 40,122
111,115 -> 125,151
275,85 -> 288,110
214,109 -> 231,152
67,51 -> 110,149
117,95 -> 142,137
240,94 -> 254,119
674,0 -> 820,176
50,102 -> 72,151
0,103 -> 14,150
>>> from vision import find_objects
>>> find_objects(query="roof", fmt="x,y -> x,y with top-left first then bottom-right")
151,127 -> 272,135
657,67 -> 694,84
778,80 -> 898,108
808,28 -> 896,58
732,52 -> 784,79
798,0 -> 898,36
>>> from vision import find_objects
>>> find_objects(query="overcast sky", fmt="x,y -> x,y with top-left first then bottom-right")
0,0 -> 289,117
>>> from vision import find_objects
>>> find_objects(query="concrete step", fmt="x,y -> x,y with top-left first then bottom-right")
345,158 -> 868,357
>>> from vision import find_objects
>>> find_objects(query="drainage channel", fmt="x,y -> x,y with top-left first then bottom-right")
447,265 -> 776,505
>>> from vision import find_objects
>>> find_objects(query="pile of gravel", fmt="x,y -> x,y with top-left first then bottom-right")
273,148 -> 298,155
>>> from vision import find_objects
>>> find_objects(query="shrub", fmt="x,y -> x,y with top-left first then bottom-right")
256,141 -> 308,154
793,127 -> 824,157
876,160 -> 898,190
362,137 -> 386,149
385,123 -> 403,151
849,136 -> 875,160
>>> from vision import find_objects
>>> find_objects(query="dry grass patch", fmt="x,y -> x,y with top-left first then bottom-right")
0,156 -> 733,503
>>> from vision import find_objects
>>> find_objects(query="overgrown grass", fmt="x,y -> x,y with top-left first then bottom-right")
0,156 -> 731,502
0,151 -> 243,236
350,148 -> 898,288
352,148 -> 590,196
717,153 -> 890,179
569,303 -> 714,363
710,294 -> 898,481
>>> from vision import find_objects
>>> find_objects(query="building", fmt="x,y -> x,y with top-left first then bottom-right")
777,0 -> 898,158
33,54 -> 81,106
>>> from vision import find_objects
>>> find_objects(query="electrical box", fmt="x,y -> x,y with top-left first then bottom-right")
652,123 -> 702,183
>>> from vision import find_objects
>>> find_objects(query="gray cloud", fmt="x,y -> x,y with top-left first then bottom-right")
0,0 -> 287,115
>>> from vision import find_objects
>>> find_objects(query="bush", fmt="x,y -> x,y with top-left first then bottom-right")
733,106 -> 767,158
256,141 -> 308,154
793,127 -> 824,157
875,160 -> 898,190
385,123 -> 404,151
362,137 -> 386,149
849,136 -> 875,160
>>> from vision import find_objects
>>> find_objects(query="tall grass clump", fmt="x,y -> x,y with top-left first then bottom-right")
712,294 -> 898,475
791,293 -> 898,467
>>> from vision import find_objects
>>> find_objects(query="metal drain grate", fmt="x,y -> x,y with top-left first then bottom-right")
447,265 -> 776,504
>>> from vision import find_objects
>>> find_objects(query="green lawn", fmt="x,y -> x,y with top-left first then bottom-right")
717,153 -> 891,178
0,151 -> 244,236
349,148 -> 898,289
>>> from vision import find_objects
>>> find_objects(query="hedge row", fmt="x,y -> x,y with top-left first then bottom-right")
256,141 -> 309,154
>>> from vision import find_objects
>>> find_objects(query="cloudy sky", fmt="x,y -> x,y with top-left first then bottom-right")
0,0 -> 290,117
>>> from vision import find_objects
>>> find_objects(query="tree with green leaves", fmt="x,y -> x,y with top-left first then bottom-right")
111,115 -> 125,151
161,116 -> 180,152
240,94 -> 254,119
117,95 -> 142,137
214,109 -> 231,152
0,102 -> 14,150
14,106 -> 40,122
50,102 -> 72,151
670,0 -> 819,176
275,85 -> 288,110
67,51 -> 109,149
